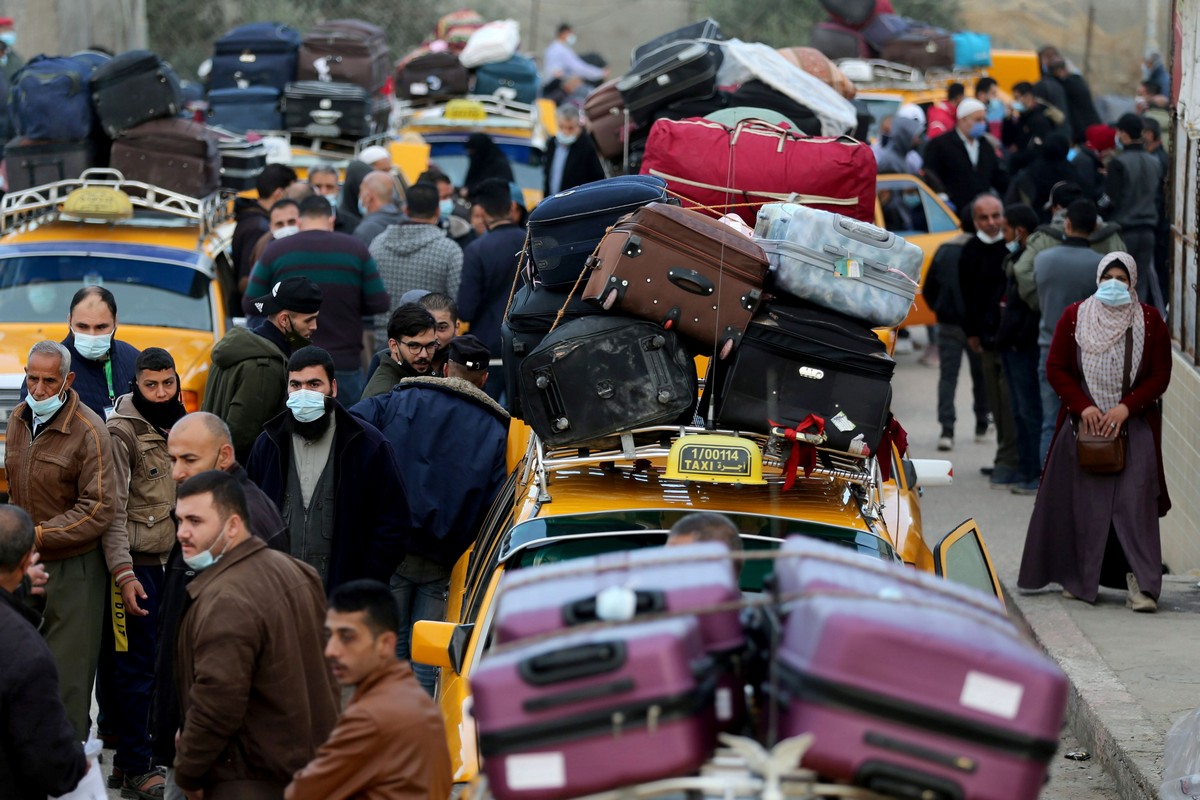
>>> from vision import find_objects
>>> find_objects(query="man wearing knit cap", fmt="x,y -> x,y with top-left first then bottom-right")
923,96 -> 1008,213
349,333 -> 509,695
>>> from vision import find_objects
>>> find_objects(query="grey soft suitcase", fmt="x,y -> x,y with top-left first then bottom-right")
754,202 -> 923,328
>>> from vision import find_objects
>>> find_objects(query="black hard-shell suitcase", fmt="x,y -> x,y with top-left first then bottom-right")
708,302 -> 895,455
520,315 -> 697,447
631,18 -> 724,64
215,136 -> 268,191
501,282 -> 597,420
91,50 -> 183,138
395,51 -> 470,102
282,81 -> 388,139
4,139 -> 95,191
618,40 -> 722,126
527,175 -> 670,290
109,118 -> 220,197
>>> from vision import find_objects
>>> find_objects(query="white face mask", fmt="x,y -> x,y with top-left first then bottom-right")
273,225 -> 299,239
74,331 -> 113,360
976,230 -> 1004,245
28,388 -> 67,422
183,522 -> 230,571
565,33 -> 577,47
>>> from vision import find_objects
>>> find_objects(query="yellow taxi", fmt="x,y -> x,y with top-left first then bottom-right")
412,425 -> 1001,785
0,169 -> 234,495
875,173 -> 961,327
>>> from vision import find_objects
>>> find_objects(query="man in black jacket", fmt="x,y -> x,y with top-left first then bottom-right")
0,505 -> 89,800
543,104 -> 605,197
230,163 -> 298,316
923,231 -> 990,452
923,98 -> 1007,214
1047,60 -> 1101,137
958,194 -> 1020,487
1101,114 -> 1165,313
154,412 -> 288,797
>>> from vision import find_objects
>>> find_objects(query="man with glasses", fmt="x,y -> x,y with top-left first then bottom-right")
361,305 -> 441,400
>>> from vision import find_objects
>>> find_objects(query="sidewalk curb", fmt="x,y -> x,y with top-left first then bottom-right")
1001,580 -> 1161,800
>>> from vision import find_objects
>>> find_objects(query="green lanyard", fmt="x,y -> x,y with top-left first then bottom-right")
103,359 -> 115,406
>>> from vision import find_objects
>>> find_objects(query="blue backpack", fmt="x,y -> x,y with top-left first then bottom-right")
10,55 -> 93,140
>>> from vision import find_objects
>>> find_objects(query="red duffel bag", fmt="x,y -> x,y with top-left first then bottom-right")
638,117 -> 876,225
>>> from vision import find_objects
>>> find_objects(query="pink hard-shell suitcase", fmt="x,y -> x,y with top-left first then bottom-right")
473,619 -> 717,800
773,593 -> 1067,800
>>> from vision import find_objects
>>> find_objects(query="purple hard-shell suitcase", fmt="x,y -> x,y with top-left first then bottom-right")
494,542 -> 743,655
774,594 -> 1067,800
474,619 -> 717,800
774,535 -> 1007,620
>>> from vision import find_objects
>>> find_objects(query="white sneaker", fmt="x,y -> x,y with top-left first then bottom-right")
1126,573 -> 1157,613
937,436 -> 952,452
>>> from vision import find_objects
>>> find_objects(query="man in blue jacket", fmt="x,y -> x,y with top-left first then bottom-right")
350,335 -> 509,694
245,346 -> 408,592
22,286 -> 140,419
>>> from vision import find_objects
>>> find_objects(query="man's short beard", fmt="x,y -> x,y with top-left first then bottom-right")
291,398 -> 334,441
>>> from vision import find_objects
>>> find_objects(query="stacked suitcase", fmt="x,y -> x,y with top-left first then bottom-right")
808,0 -> 959,70
285,18 -> 391,139
471,538 -> 1069,800
207,22 -> 301,133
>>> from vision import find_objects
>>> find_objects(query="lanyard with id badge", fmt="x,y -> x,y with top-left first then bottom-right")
103,359 -> 116,420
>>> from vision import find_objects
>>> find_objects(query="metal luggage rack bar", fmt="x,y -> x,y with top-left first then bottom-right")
0,169 -> 229,237
392,94 -> 539,129
524,425 -> 878,502
837,58 -> 930,87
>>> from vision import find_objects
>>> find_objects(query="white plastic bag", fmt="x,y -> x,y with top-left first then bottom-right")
1163,708 -> 1200,789
50,736 -> 105,800
459,20 -> 520,69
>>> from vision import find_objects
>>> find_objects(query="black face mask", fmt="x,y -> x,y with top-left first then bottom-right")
131,386 -> 187,434
291,397 -> 335,442
282,316 -> 310,351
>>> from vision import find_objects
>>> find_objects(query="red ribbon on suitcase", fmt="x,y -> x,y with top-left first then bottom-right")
770,414 -> 826,489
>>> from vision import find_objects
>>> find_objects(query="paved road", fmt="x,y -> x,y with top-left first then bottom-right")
889,331 -> 1119,799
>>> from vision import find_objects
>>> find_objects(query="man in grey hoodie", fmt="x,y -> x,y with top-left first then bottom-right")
874,114 -> 924,176
368,182 -> 463,347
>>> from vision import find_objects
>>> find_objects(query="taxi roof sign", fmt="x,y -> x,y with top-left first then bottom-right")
61,186 -> 134,222
665,433 -> 766,485
443,99 -> 488,122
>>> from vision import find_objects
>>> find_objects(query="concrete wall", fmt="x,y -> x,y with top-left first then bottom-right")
9,0 -> 146,58
1160,351 -> 1200,574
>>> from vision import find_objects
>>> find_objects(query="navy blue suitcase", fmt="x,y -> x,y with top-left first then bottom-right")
474,55 -> 539,105
527,175 -> 671,290
211,22 -> 302,90
207,87 -> 283,133
501,281 -> 597,420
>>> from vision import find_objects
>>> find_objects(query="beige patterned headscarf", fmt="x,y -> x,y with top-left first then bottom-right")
1075,252 -> 1145,410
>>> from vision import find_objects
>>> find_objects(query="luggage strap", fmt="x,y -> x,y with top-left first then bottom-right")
650,171 -> 859,209
768,414 -> 826,490
501,228 -> 534,323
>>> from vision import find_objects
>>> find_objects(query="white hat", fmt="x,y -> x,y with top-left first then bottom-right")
358,145 -> 391,165
897,103 -> 925,125
956,98 -> 986,120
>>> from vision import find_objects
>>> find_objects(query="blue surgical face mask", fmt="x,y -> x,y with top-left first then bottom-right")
439,198 -> 455,217
1011,101 -> 1026,113
901,193 -> 921,209
967,121 -> 987,140
0,32 -> 16,48
183,523 -> 229,571
1096,278 -> 1132,306
28,388 -> 66,422
286,389 -> 328,423
556,132 -> 578,146
73,331 -> 113,360
1115,138 -> 1125,152
325,194 -> 339,210
1006,239 -> 1021,253
986,98 -> 1005,122
565,33 -> 577,47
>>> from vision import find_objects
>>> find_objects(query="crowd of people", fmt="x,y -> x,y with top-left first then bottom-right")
893,50 -> 1174,612
0,105 -> 608,796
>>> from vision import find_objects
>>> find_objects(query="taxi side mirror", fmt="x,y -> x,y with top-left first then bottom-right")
412,620 -> 474,674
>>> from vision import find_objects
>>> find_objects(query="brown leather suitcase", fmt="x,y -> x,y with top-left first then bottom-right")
880,28 -> 955,70
297,19 -> 391,91
110,118 -> 220,197
583,202 -> 769,355
584,78 -> 635,161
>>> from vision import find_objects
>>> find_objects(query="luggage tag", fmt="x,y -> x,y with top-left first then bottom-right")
834,257 -> 862,278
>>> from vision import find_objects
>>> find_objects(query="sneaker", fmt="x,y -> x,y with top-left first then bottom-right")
937,435 -> 953,452
1062,588 -> 1077,600
989,467 -> 1021,488
1125,573 -> 1158,613
979,466 -> 994,476
974,422 -> 993,443
1011,479 -> 1040,495
918,350 -> 940,367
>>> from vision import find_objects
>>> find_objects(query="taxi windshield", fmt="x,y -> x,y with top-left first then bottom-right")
0,254 -> 212,330
503,510 -> 896,592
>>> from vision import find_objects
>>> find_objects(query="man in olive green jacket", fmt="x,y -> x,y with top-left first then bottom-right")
202,277 -> 322,462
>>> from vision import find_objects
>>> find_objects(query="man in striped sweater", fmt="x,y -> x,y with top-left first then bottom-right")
245,196 -> 391,406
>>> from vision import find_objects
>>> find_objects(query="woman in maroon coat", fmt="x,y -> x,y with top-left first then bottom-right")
1018,252 -> 1171,611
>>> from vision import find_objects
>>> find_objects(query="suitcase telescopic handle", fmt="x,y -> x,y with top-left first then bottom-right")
563,590 -> 667,624
667,268 -> 715,296
518,642 -> 628,685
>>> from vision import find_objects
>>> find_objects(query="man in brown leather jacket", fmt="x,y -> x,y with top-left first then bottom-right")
4,339 -> 116,740
286,579 -> 451,800
100,347 -> 187,797
172,470 -> 337,800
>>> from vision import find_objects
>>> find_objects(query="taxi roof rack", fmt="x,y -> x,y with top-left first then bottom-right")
0,168 -> 230,237
393,94 -> 540,130
523,424 -> 880,504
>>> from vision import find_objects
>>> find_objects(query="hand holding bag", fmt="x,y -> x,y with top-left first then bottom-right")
1076,329 -> 1132,474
